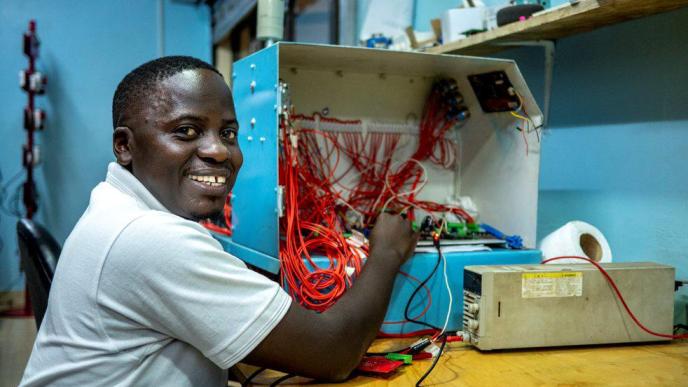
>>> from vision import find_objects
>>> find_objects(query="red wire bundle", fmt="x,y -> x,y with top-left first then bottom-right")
278,80 -> 471,312
279,116 -> 363,311
201,194 -> 233,236
411,80 -> 460,168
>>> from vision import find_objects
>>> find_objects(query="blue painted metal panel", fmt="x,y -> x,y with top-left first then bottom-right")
232,45 -> 280,258
214,234 -> 281,273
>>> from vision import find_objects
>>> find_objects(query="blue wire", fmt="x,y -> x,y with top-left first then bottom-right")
480,223 -> 523,249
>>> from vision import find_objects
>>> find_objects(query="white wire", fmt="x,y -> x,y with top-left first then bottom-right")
379,159 -> 429,212
439,249 -> 453,336
295,116 -> 418,135
337,198 -> 364,228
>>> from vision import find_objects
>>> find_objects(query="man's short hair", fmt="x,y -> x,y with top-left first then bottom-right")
112,56 -> 221,129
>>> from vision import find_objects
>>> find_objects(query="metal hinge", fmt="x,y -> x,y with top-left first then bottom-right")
276,185 -> 285,217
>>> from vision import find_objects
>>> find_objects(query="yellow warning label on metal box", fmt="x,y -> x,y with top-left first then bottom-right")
522,272 -> 583,298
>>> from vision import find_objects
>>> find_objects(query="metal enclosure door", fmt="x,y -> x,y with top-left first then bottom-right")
231,44 -> 281,271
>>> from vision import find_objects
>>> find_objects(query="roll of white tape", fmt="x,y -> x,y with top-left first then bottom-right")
539,221 -> 612,263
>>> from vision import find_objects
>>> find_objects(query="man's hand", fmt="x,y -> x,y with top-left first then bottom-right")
369,213 -> 419,267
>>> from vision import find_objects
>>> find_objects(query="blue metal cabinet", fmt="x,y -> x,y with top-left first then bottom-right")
222,42 -> 544,334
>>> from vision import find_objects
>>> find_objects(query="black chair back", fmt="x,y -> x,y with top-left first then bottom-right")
17,218 -> 61,328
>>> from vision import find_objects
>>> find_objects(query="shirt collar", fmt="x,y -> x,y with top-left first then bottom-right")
105,162 -> 169,213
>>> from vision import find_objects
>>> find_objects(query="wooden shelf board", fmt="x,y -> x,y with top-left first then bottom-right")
428,0 -> 688,56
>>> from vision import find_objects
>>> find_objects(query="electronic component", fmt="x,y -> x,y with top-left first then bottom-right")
415,216 -> 493,242
463,262 -> 675,350
468,71 -> 519,112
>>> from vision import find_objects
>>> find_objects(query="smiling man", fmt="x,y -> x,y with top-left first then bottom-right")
20,56 -> 418,386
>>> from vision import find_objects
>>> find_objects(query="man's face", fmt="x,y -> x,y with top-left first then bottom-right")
116,69 -> 243,220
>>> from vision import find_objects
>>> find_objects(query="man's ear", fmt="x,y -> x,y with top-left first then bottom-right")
113,126 -> 134,167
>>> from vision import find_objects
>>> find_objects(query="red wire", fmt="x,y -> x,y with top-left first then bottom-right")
201,194 -> 233,236
542,256 -> 688,340
277,82 -> 472,313
200,221 -> 231,236
444,335 -> 464,343
280,113 -> 363,311
377,329 -> 439,339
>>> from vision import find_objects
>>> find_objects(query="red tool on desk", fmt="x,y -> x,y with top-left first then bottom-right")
357,356 -> 405,377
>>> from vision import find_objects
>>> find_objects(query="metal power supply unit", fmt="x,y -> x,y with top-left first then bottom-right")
216,42 -> 545,334
463,262 -> 675,350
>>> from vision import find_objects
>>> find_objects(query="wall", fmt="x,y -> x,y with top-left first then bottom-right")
0,0 -> 211,294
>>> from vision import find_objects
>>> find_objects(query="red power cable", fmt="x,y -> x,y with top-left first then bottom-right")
542,256 -> 688,340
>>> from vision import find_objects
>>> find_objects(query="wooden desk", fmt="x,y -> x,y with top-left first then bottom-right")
237,338 -> 688,386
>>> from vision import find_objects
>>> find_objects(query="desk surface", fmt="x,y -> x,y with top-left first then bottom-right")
238,338 -> 688,386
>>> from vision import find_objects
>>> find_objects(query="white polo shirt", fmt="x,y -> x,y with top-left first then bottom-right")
20,163 -> 291,386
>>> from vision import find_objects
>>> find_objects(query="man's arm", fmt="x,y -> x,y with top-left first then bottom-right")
243,213 -> 419,381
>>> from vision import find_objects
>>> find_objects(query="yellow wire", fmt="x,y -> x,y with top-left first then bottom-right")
510,111 -> 529,123
510,111 -> 534,133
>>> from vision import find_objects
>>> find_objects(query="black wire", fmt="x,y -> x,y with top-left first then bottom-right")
415,334 -> 448,387
403,244 -> 442,331
269,373 -> 295,386
365,242 -> 444,356
241,367 -> 267,387
367,244 -> 443,356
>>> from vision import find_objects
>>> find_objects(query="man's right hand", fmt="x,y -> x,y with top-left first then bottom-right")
369,213 -> 420,267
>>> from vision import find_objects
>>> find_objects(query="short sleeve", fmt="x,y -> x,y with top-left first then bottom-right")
98,212 -> 291,368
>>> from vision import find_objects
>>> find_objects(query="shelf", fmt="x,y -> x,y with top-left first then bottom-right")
427,0 -> 688,56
